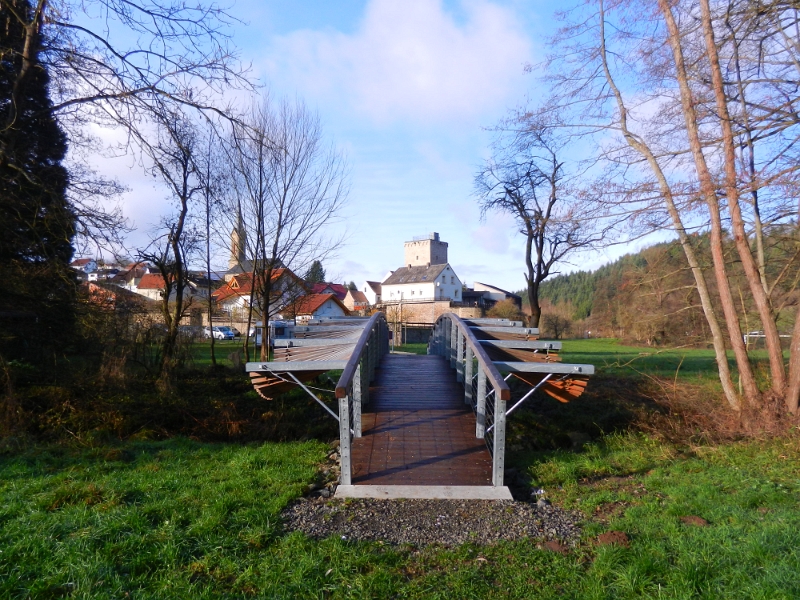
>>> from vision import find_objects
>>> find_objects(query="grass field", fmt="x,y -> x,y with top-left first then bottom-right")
2,434 -> 798,598
3,337 -> 798,598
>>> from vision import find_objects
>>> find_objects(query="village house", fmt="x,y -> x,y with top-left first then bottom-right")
212,268 -> 305,321
310,282 -> 348,301
381,233 -> 463,302
362,280 -> 381,305
343,289 -> 369,312
282,293 -> 350,323
133,273 -> 209,302
70,257 -> 97,273
472,282 -> 523,309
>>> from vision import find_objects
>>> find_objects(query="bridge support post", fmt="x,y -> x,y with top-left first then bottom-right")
338,395 -> 352,485
456,331 -> 464,382
492,392 -> 507,487
476,368 -> 486,438
465,346 -> 473,405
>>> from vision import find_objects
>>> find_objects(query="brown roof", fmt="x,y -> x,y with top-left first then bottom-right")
348,290 -> 369,304
365,281 -> 381,294
382,263 -> 449,285
71,258 -> 94,266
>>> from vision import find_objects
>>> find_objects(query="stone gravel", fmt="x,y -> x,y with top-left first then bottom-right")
281,497 -> 582,547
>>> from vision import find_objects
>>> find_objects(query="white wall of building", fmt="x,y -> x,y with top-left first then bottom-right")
382,265 -> 463,302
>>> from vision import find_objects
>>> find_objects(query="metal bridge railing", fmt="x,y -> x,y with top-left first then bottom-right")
429,313 -> 511,486
334,312 -> 390,485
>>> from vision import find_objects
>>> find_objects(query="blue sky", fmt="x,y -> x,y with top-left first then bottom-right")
109,0 -> 630,292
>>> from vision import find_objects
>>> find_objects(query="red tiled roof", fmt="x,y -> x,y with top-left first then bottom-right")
213,273 -> 253,303
212,269 -> 300,304
310,282 -> 348,300
137,273 -> 166,290
71,258 -> 94,266
289,293 -> 350,316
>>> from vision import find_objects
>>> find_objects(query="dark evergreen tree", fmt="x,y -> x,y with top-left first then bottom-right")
0,0 -> 76,359
304,260 -> 326,284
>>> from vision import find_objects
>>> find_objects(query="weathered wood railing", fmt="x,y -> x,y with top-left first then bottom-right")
334,312 -> 390,485
428,313 -> 512,486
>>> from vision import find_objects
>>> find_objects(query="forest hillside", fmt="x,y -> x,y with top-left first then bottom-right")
523,230 -> 799,345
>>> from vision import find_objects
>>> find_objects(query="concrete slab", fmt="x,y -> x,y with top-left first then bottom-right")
334,485 -> 513,500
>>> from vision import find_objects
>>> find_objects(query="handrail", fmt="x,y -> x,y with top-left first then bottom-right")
446,313 -> 511,401
335,311 -> 384,398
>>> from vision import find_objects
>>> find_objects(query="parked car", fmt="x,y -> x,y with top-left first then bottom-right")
203,326 -> 235,340
229,327 -> 242,337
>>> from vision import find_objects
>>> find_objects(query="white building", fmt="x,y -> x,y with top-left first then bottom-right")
362,281 -> 382,305
381,263 -> 463,302
473,282 -> 522,307
380,233 -> 464,302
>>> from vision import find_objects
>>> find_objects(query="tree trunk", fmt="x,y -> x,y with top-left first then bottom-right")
699,0 -> 786,397
524,223 -> 541,328
659,0 -> 759,405
598,0 -> 742,411
787,304 -> 800,413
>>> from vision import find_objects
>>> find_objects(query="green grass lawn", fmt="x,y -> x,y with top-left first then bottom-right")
393,343 -> 428,355
4,336 -> 797,597
2,434 -> 798,598
558,338 -> 776,384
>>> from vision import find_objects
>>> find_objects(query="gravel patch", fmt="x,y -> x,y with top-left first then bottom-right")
282,498 -> 582,547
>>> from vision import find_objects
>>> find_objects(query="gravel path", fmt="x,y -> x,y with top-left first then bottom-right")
282,498 -> 582,547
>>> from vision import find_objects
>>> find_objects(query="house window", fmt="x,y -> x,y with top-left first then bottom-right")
451,276 -> 454,285
411,290 -> 415,296
419,290 -> 422,296
455,289 -> 459,298
442,275 -> 445,282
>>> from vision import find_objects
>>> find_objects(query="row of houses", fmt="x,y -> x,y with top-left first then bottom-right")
71,232 -> 519,326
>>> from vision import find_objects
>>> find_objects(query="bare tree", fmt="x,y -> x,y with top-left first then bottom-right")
539,0 -> 800,411
137,107 -> 202,393
475,112 -> 604,328
226,97 -> 348,361
0,0 -> 249,250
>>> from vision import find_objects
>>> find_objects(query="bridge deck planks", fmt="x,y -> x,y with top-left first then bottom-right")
350,354 -> 492,486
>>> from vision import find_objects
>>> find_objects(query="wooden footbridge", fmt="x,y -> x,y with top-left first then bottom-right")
246,313 -> 594,499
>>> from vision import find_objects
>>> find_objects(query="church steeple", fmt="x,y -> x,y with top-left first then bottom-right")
228,207 -> 246,271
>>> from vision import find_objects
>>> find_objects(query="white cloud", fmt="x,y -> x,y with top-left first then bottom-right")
264,0 -> 532,124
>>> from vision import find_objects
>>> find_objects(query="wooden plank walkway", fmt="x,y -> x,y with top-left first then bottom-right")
350,354 -> 492,486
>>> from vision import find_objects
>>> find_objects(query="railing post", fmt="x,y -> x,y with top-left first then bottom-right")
492,390 -> 507,487
465,345 -> 473,405
353,363 -> 362,436
456,329 -> 464,382
476,367 -> 486,438
450,318 -> 457,368
338,395 -> 352,485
